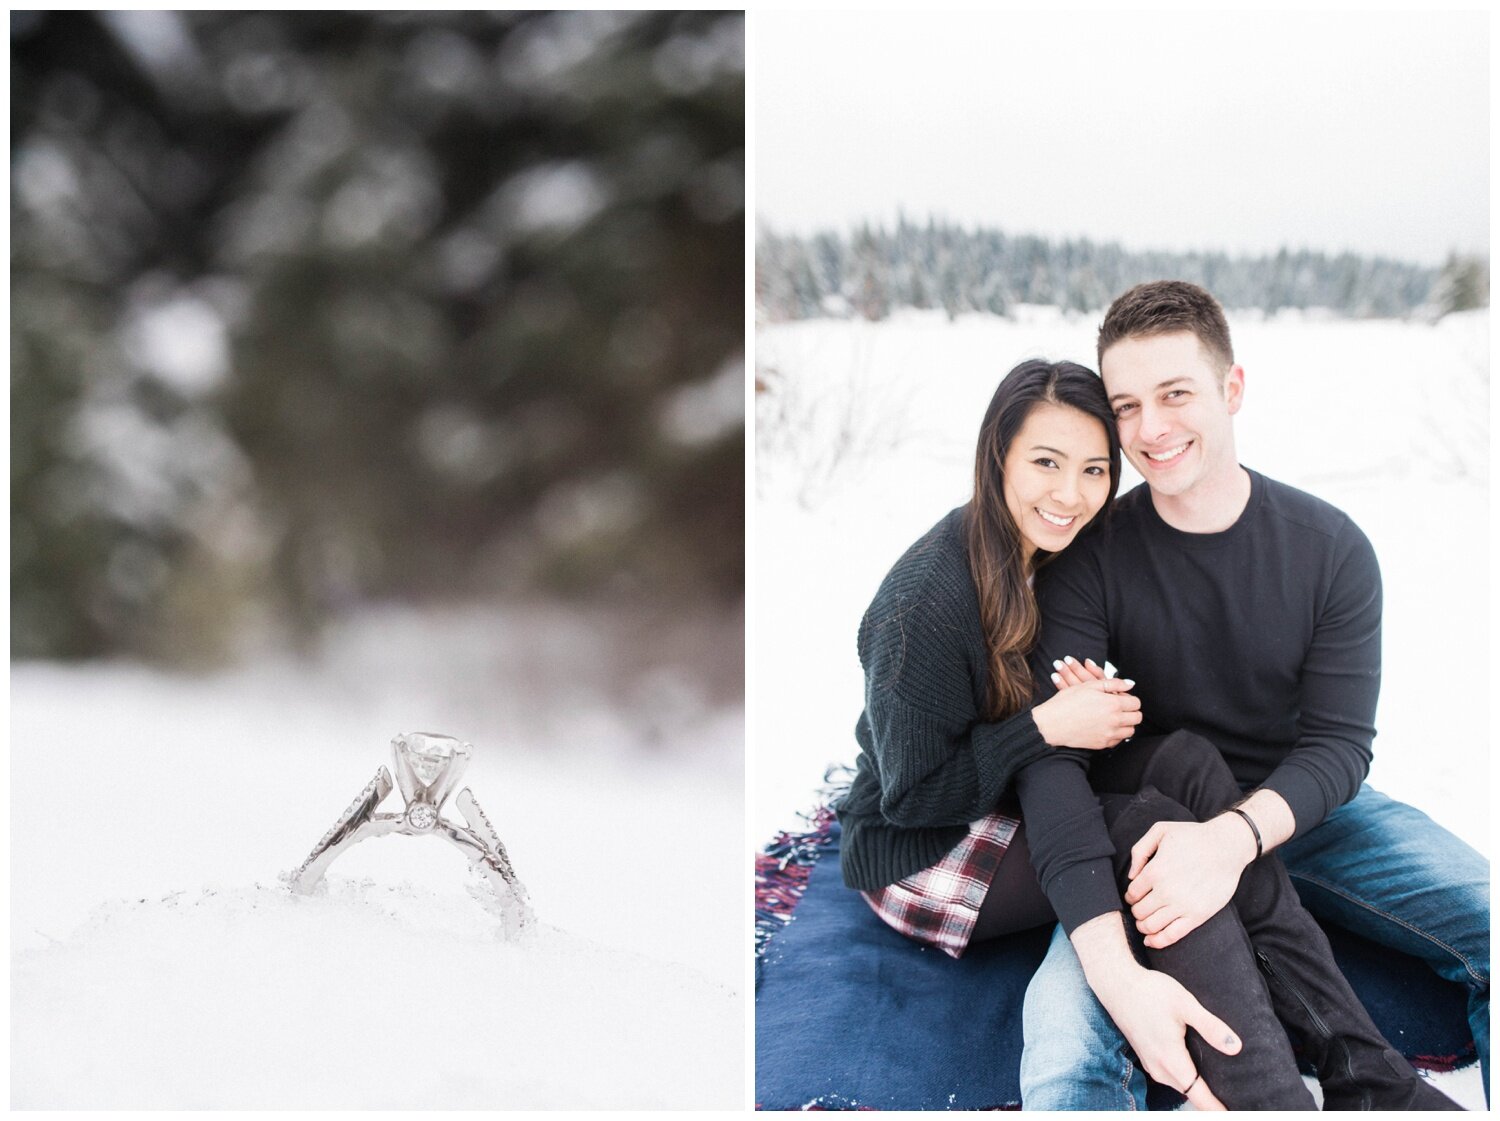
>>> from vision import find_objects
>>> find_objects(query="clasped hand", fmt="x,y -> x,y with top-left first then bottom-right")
1031,657 -> 1141,749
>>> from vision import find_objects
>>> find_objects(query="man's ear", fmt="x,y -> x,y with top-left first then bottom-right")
1223,365 -> 1246,415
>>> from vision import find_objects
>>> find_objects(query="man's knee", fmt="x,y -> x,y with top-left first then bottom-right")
1133,729 -> 1240,813
1148,729 -> 1224,781
1105,787 -> 1195,850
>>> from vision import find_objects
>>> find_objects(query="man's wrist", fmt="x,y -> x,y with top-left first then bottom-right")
1069,911 -> 1148,1000
1236,788 -> 1297,853
1228,806 -> 1263,859
1210,810 -> 1259,866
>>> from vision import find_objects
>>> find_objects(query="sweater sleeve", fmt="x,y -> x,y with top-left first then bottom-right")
858,587 -> 1052,829
1257,521 -> 1380,835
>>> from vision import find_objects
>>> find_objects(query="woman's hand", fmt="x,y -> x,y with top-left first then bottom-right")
1031,677 -> 1141,750
1050,655 -> 1111,690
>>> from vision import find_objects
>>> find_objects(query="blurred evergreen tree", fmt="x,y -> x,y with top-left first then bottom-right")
12,10 -> 745,661
848,223 -> 889,321
1432,251 -> 1489,315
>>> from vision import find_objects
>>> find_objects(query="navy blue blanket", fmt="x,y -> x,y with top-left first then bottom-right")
755,818 -> 1474,1111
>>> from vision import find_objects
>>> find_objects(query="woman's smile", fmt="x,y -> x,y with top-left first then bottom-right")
1035,507 -> 1079,529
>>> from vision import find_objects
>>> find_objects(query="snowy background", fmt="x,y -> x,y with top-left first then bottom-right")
753,306 -> 1487,1105
11,602 -> 745,1109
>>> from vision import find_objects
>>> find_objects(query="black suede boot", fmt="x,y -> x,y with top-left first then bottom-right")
1101,789 -> 1317,1110
1114,732 -> 1464,1111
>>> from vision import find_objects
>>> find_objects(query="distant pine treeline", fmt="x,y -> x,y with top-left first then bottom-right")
757,217 -> 1488,322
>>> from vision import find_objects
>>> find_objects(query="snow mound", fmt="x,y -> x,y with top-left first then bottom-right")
14,879 -> 741,1109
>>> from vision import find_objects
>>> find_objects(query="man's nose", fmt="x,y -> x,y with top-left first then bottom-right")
1139,402 -> 1171,442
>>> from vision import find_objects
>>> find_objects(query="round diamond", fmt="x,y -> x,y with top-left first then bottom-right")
394,732 -> 470,786
407,803 -> 438,830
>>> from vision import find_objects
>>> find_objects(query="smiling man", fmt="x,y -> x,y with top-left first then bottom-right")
1015,281 -> 1489,1109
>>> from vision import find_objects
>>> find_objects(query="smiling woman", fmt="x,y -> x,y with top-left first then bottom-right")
965,361 -> 1122,719
1001,404 -> 1113,562
835,359 -> 1133,941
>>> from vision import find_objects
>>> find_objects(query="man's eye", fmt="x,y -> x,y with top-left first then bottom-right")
1114,403 -> 1136,417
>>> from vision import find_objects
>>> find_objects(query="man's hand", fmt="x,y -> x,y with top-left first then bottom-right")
1095,967 -> 1240,1111
1071,913 -> 1240,1111
1125,815 -> 1257,948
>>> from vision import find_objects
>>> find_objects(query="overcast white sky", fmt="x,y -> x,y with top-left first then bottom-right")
754,10 -> 1488,266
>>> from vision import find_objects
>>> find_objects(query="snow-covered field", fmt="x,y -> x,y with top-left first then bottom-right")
754,306 -> 1488,1107
12,603 -> 745,1109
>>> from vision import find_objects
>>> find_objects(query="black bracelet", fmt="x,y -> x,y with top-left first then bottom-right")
1229,806 -> 1263,860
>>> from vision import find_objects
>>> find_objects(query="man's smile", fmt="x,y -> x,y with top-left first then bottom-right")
1143,441 -> 1193,464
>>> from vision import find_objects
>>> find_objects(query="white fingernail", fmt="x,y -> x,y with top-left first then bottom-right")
1064,655 -> 1077,665
1050,673 -> 1061,685
1052,660 -> 1064,670
1123,679 -> 1135,687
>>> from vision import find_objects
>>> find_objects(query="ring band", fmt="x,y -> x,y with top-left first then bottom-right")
288,732 -> 534,936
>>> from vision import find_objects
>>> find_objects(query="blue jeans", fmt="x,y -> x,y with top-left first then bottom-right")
1018,785 -> 1490,1110
1021,921 -> 1150,1109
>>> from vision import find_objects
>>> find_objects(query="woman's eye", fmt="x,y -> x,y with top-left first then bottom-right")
1085,466 -> 1106,476
1033,457 -> 1058,469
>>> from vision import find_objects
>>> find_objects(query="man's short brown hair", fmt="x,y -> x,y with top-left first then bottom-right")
1096,280 -> 1235,378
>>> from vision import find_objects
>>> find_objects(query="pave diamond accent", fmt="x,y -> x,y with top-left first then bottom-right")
406,803 -> 438,830
460,790 -> 527,897
293,766 -> 392,879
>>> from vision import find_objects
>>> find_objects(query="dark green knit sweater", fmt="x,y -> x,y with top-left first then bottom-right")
837,506 -> 1054,891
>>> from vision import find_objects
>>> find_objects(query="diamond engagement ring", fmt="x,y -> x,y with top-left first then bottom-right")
289,732 -> 534,936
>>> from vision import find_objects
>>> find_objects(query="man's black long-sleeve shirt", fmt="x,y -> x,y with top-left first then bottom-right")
1022,468 -> 1382,931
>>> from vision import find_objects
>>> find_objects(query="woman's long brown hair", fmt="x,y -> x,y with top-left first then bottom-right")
965,360 -> 1120,719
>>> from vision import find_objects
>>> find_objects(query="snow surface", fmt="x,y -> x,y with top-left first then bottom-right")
12,603 -> 744,1109
754,306 -> 1487,1108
